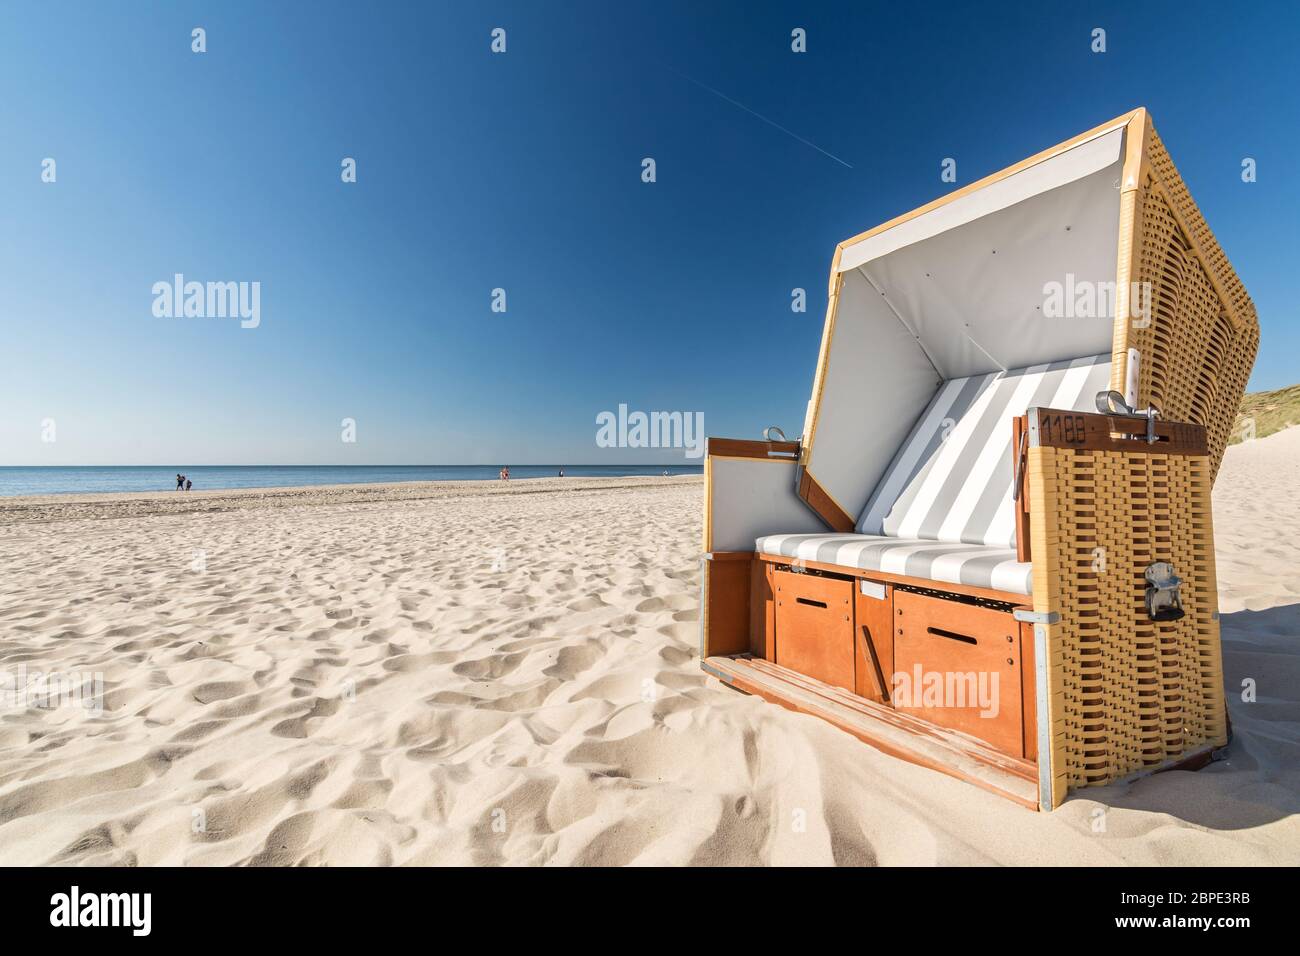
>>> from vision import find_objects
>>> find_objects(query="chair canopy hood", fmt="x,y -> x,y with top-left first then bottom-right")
838,124 -> 1124,380
800,115 -> 1140,530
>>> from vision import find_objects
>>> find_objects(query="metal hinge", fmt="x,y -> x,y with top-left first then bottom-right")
1012,609 -> 1060,625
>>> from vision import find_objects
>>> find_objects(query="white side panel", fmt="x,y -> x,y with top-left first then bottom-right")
707,458 -> 825,552
838,126 -> 1125,272
805,275 -> 942,523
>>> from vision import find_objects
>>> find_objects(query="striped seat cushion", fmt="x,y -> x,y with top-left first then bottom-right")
756,533 -> 1032,595
857,354 -> 1112,548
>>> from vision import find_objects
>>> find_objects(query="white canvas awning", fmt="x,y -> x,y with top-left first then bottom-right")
837,125 -> 1126,273
801,119 -> 1131,527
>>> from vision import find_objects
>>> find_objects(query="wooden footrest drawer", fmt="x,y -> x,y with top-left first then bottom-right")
773,570 -> 855,691
892,590 -> 1027,758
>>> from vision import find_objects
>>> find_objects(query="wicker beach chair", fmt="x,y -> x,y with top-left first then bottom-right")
700,109 -> 1258,810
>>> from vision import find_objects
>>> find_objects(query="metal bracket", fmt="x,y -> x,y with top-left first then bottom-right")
1012,609 -> 1060,625
700,660 -> 735,685
1095,389 -> 1161,444
859,579 -> 887,600
1144,561 -> 1185,621
762,425 -> 799,459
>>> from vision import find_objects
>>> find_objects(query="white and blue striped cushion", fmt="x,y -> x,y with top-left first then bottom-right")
756,533 -> 1033,595
756,354 -> 1111,595
857,354 -> 1112,548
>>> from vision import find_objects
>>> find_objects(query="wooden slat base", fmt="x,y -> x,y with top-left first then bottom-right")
702,654 -> 1040,810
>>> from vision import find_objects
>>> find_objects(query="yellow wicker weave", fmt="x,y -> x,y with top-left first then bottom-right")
1011,111 -> 1253,806
1029,443 -> 1225,806
1113,116 -> 1260,479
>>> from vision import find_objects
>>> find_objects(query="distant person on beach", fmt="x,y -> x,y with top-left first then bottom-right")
176,473 -> 184,491
185,478 -> 192,491
558,468 -> 564,477
499,466 -> 509,481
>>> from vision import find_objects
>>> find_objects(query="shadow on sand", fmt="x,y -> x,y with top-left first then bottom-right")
1066,602 -> 1300,830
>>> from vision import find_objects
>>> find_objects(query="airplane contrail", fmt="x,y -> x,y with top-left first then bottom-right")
663,65 -> 853,169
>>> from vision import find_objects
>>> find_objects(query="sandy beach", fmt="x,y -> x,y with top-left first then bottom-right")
0,449 -> 1297,867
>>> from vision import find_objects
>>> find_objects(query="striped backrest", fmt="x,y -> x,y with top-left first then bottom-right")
856,354 -> 1112,547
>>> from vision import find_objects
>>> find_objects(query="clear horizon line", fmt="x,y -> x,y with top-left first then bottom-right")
0,462 -> 704,468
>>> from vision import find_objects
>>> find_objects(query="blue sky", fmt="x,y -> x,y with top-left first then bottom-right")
1,1 -> 1295,465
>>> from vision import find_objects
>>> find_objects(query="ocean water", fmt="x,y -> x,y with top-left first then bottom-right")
0,465 -> 703,497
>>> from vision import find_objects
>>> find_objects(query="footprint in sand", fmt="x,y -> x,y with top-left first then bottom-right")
245,811 -> 318,865
657,644 -> 693,665
270,697 -> 341,739
542,640 -> 607,679
452,652 -> 526,680
192,681 -> 250,705
634,595 -> 696,616
566,595 -> 607,613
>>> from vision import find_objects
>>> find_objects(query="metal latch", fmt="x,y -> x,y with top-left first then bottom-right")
762,425 -> 799,459
1144,561 -> 1185,621
1096,390 -> 1161,444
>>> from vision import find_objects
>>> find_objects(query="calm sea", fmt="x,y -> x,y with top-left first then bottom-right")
0,465 -> 703,497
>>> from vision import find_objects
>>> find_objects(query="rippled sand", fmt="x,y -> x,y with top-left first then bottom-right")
0,463 -> 1296,865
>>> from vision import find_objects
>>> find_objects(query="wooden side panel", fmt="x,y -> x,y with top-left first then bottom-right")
749,558 -> 776,660
1031,407 -> 1207,456
702,554 -> 752,657
773,570 -> 855,691
1012,415 -> 1031,563
797,469 -> 855,532
853,582 -> 893,703
893,591 -> 1024,758
707,438 -> 800,459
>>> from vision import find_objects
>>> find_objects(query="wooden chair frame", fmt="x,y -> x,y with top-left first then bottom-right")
700,109 -> 1258,811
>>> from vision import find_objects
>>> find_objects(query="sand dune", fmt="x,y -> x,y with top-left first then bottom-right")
0,455 -> 1297,866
